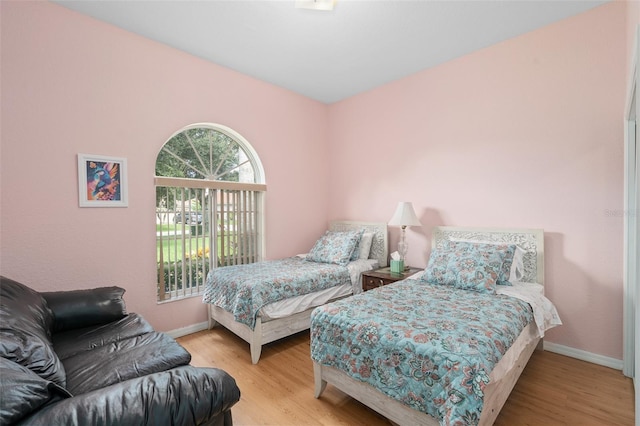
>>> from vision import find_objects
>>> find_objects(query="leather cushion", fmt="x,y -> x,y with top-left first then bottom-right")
53,313 -> 154,360
62,331 -> 192,395
43,286 -> 127,333
0,276 -> 66,387
18,366 -> 240,426
0,357 -> 72,425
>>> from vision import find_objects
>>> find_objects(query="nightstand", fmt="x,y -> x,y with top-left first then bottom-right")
361,266 -> 422,291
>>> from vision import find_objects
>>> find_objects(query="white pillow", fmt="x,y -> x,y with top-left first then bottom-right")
510,245 -> 526,281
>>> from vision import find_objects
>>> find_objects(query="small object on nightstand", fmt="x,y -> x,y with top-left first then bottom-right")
361,266 -> 422,291
390,259 -> 404,273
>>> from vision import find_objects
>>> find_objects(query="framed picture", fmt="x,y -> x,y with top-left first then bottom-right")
77,153 -> 128,207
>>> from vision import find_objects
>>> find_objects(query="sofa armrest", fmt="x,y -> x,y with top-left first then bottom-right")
42,287 -> 127,333
17,366 -> 241,426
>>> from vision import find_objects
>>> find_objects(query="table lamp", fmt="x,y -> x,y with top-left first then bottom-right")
388,201 -> 421,262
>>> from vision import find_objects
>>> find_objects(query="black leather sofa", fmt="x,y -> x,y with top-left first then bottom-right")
0,276 -> 241,425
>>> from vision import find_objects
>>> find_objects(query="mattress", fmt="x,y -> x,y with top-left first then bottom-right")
259,258 -> 379,320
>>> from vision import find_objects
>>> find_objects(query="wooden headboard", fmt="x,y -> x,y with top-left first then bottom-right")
329,221 -> 389,267
431,226 -> 544,285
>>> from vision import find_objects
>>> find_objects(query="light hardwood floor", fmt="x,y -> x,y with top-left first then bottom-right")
178,328 -> 635,426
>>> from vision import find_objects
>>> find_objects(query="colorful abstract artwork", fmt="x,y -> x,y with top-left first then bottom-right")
78,154 -> 128,207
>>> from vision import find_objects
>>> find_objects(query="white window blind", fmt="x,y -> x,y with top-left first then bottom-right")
156,177 -> 265,301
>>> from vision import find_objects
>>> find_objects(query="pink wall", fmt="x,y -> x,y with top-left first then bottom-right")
627,0 -> 640,89
0,1 -> 330,332
327,2 -> 627,359
0,1 -> 631,360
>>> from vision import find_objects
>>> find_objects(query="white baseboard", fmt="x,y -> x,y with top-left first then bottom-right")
544,341 -> 623,370
165,321 -> 209,339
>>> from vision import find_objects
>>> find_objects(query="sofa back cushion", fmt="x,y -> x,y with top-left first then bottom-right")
0,357 -> 72,425
42,286 -> 127,333
53,313 -> 153,361
0,276 -> 66,387
62,331 -> 192,395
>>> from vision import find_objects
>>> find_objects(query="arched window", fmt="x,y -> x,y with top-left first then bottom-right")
155,123 -> 266,302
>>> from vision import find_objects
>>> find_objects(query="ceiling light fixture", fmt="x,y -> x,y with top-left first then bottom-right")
295,0 -> 335,11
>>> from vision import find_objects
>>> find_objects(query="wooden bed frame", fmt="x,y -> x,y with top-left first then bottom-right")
314,226 -> 545,425
207,220 -> 388,364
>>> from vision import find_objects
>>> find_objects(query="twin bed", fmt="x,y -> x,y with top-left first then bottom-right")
203,220 -> 388,364
311,226 -> 561,425
203,223 -> 561,425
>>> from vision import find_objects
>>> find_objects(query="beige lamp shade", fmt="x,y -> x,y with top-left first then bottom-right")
388,202 -> 421,227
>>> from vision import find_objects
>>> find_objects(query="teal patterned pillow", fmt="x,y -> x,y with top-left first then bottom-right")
494,243 -> 517,285
450,238 -> 517,285
459,241 -> 516,286
349,229 -> 366,261
306,230 -> 361,266
422,240 -> 514,294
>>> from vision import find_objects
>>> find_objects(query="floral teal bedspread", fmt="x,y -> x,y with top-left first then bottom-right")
203,257 -> 350,330
310,279 -> 533,426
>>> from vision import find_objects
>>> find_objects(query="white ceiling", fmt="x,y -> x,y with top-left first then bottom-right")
53,0 -> 608,104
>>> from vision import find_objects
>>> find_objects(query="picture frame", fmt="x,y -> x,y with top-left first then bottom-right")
77,153 -> 128,207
